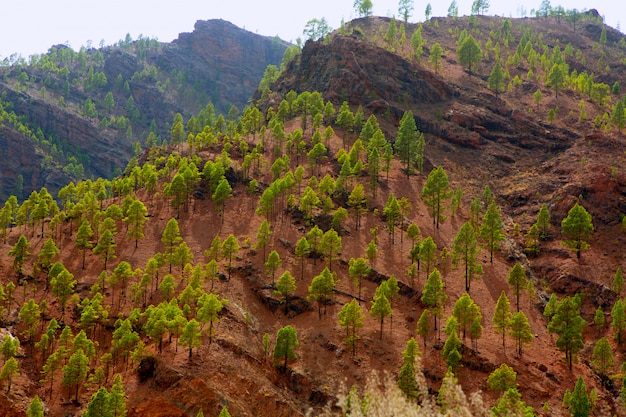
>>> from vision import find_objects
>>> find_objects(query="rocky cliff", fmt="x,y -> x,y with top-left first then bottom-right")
158,19 -> 289,116
0,19 -> 288,202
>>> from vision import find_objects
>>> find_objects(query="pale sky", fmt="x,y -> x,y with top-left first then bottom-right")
0,0 -> 623,60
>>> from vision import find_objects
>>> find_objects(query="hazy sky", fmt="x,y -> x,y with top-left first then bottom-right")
1,0 -> 622,59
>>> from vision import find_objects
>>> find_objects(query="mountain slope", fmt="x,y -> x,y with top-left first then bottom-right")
0,11 -> 626,417
0,19 -> 288,202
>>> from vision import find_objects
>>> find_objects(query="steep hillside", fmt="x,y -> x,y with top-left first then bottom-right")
0,19 -> 288,202
0,10 -> 626,417
266,11 -> 626,295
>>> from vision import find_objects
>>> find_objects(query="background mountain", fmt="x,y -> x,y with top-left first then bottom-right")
0,9 -> 626,417
0,19 -> 288,202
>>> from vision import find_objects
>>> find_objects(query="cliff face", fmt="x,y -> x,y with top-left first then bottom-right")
159,19 -> 289,115
0,86 -> 130,180
0,19 -> 288,201
273,33 -> 453,121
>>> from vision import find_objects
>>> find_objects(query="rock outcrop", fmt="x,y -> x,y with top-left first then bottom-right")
0,19 -> 289,201
160,19 -> 289,116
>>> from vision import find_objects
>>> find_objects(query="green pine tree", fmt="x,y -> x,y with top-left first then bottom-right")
478,202 -> 505,263
338,298 -> 365,357
273,325 -> 298,372
561,202 -> 593,259
569,376 -> 590,417
493,291 -> 512,354
421,166 -> 452,229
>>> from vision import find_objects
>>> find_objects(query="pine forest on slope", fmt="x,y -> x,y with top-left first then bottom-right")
0,3 -> 625,417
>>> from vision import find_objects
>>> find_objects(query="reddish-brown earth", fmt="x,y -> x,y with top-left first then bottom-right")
0,12 -> 625,417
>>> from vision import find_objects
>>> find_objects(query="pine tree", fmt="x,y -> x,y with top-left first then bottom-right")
507,262 -> 528,312
161,218 -> 182,273
437,369 -> 460,413
548,296 -> 586,370
450,185 -> 463,217
612,100 -> 625,131
561,202 -> 593,259
488,62 -> 505,97
452,222 -> 482,293
347,183 -> 367,230
274,271 -> 296,313
457,35 -> 482,76
377,278 -> 399,335
50,267 -> 76,320
492,387 -> 534,417
338,298 -> 365,357
547,63 -> 565,98
320,229 -> 342,271
384,17 -> 398,49
37,238 -> 59,273
26,395 -> 44,417
493,291 -> 512,353
543,293 -> 558,320
452,293 -> 481,340
569,376 -> 590,417
273,325 -> 298,372
383,194 -> 402,244
212,178 -> 232,224
509,311 -> 533,356
294,237 -> 310,280
63,349 -> 90,401
196,292 -> 226,344
305,225 -> 323,266
9,234 -> 30,275
479,202 -> 505,262
593,305 -> 606,333
221,234 -> 240,279
591,337 -> 614,375
487,363 -> 517,392
255,219 -> 272,262
533,89 -> 543,108
0,356 -> 19,393
611,299 -> 626,344
18,298 -> 40,350
421,269 -> 447,339
84,387 -> 112,417
93,229 -> 116,271
159,274 -> 176,300
535,203 -> 551,240
265,250 -> 282,285
308,267 -> 336,319
109,374 -> 127,417
180,319 -> 202,359
420,236 -> 437,277
416,131 -> 425,172
370,292 -> 392,340
429,42 -> 443,74
416,309 -> 431,348
42,351 -> 61,400
394,111 -> 419,177
397,337 -> 420,398
348,257 -> 370,303
124,199 -> 148,248
441,330 -> 462,371
613,267 -> 624,296
421,166 -> 452,229
205,236 -> 222,262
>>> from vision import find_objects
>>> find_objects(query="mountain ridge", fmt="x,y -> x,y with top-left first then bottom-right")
0,19 -> 288,202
